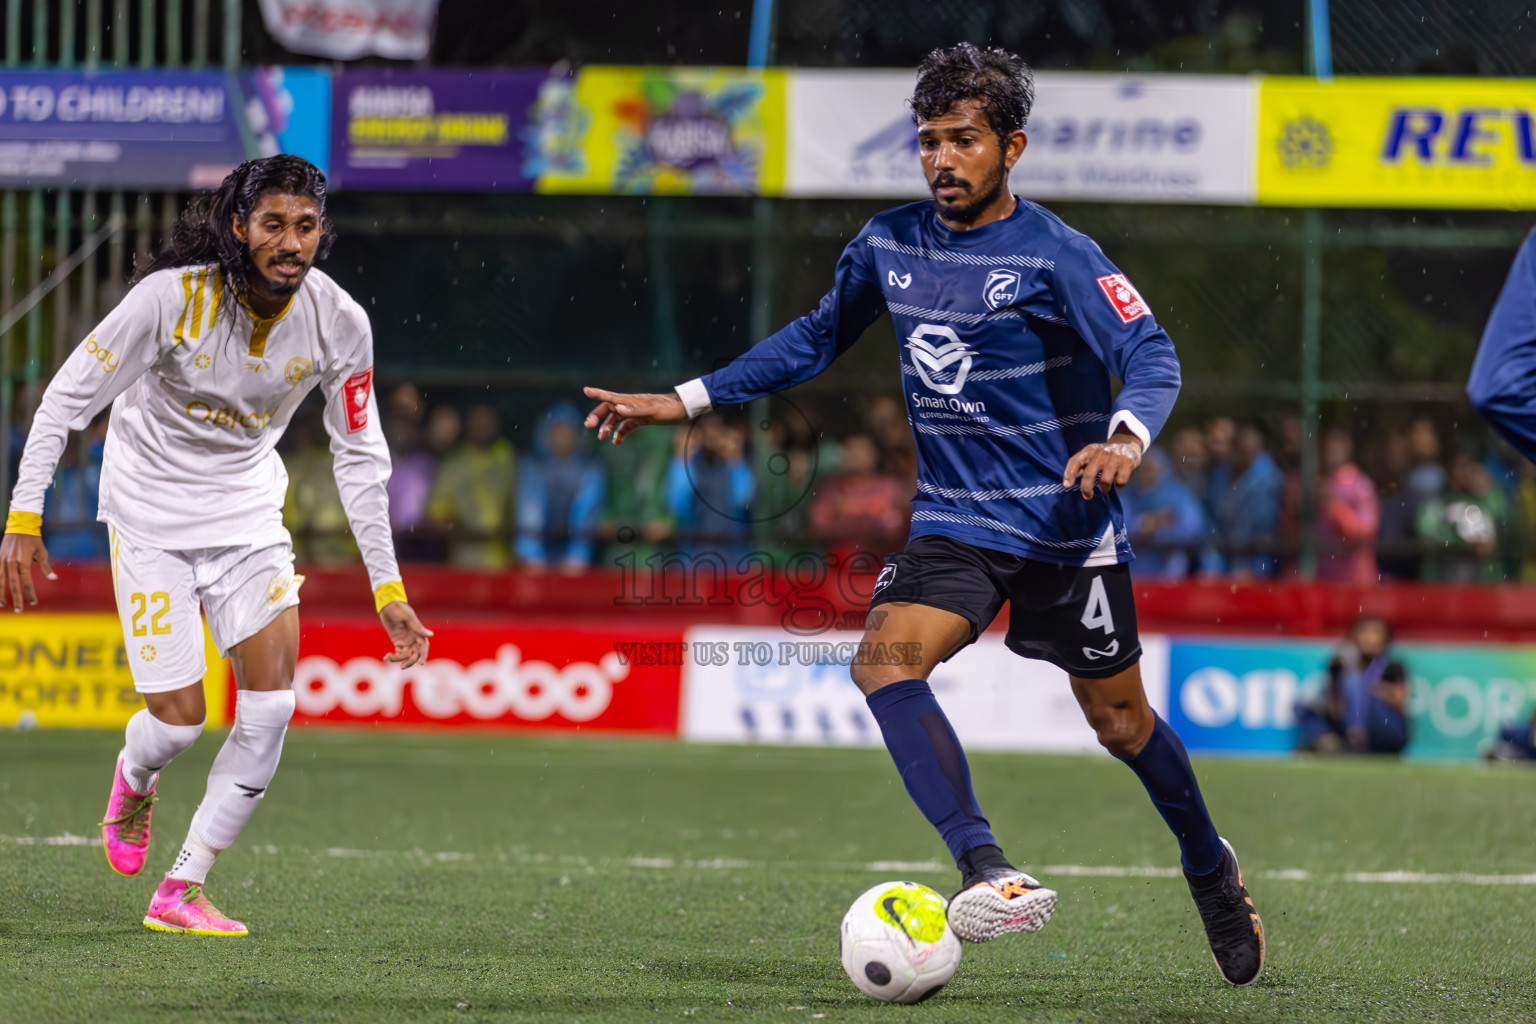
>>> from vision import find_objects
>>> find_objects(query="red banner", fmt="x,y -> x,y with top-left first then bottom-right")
292,621 -> 682,733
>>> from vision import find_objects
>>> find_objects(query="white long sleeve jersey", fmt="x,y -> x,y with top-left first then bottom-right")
10,264 -> 402,600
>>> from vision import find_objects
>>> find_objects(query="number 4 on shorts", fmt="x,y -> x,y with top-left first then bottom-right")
1080,576 -> 1115,635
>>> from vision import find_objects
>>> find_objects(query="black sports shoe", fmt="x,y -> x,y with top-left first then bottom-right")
947,845 -> 1057,943
1185,837 -> 1265,986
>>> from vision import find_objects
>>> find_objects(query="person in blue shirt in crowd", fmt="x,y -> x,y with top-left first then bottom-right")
581,43 -> 1263,986
1214,424 -> 1283,578
663,415 -> 755,564
515,403 -> 607,574
1120,445 -> 1208,581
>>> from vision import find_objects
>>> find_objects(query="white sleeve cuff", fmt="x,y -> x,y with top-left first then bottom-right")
1107,410 -> 1151,450
674,378 -> 713,420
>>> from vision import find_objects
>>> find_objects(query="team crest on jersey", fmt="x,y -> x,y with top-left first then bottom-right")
265,569 -> 304,604
285,356 -> 313,386
906,324 -> 975,395
1096,273 -> 1150,324
983,268 -> 1020,311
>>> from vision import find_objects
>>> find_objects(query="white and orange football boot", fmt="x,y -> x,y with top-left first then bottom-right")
947,846 -> 1057,943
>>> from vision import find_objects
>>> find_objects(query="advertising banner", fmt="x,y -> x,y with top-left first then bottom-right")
680,625 -> 1169,752
534,66 -> 787,195
0,68 -> 330,189
256,0 -> 439,61
292,621 -> 682,733
331,69 -> 544,191
786,70 -> 1256,204
1168,638 -> 1536,759
1256,76 -> 1536,209
0,613 -> 227,728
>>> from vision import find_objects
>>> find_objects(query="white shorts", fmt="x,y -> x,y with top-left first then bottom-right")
108,525 -> 304,693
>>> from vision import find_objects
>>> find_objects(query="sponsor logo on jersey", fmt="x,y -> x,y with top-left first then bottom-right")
83,334 -> 118,372
887,269 -> 912,289
1082,639 -> 1121,660
906,324 -> 975,395
983,268 -> 1021,310
1095,273 -> 1150,323
284,356 -> 313,387
344,368 -> 373,433
194,353 -> 212,369
873,562 -> 897,594
139,644 -> 157,662
185,400 -> 280,432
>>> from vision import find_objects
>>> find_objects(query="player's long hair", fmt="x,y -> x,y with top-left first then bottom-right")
910,43 -> 1034,140
132,154 -> 336,312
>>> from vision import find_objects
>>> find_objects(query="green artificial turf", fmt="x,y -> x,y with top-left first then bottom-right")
3,728 -> 1534,1023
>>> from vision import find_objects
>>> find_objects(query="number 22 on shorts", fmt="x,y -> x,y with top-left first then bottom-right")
129,591 -> 172,636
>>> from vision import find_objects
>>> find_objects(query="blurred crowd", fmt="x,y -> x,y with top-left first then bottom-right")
17,384 -> 1536,585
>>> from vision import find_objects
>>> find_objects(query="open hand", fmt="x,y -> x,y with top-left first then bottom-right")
0,532 -> 56,612
380,601 -> 433,668
1063,432 -> 1144,499
582,387 -> 688,445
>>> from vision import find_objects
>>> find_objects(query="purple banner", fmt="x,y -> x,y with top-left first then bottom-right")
331,69 -> 546,191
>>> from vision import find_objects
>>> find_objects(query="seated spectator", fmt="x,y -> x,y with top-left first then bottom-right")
1486,709 -> 1536,761
666,415 -> 755,563
1315,428 -> 1379,585
1122,445 -> 1209,581
385,383 -> 443,562
866,394 -> 917,492
1213,424 -> 1282,578
43,413 -> 109,562
1417,452 -> 1509,583
597,422 -> 676,566
1203,416 -> 1236,514
516,403 -> 607,574
808,433 -> 910,552
1376,428 -> 1422,581
283,414 -> 358,565
428,404 -> 516,569
1168,426 -> 1208,498
1296,616 -> 1409,755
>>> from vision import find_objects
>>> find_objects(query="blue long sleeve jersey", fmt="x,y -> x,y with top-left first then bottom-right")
677,198 -> 1182,566
1470,229 -> 1536,463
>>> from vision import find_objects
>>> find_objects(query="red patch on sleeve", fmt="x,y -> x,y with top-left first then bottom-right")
344,368 -> 373,433
1095,273 -> 1151,324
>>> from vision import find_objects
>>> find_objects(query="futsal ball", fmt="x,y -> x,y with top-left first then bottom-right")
840,881 -> 962,1003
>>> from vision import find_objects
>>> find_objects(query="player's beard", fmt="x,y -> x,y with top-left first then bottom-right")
928,152 -> 1008,225
263,259 -> 308,298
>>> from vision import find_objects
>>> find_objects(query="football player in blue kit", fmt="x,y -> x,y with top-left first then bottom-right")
583,43 -> 1264,985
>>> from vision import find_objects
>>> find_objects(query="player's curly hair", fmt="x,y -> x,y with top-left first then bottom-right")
132,154 -> 336,311
909,43 -> 1034,141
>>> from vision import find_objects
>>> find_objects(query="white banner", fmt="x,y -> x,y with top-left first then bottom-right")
786,70 -> 1256,204
256,0 -> 439,61
680,625 -> 1169,752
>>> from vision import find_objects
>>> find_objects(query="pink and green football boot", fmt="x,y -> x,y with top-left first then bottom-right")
99,757 -> 156,877
143,875 -> 249,936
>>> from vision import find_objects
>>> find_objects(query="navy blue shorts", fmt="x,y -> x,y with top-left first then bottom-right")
868,534 -> 1141,679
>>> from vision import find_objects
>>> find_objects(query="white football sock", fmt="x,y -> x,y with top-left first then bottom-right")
174,689 -> 295,882
120,708 -> 204,795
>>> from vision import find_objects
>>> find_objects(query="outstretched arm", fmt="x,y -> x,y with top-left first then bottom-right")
2,279 -> 169,609
585,230 -> 886,443
322,303 -> 431,667
1470,231 -> 1536,463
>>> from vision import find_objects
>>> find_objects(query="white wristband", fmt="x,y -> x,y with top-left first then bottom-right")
674,378 -> 713,420
1107,411 -> 1150,450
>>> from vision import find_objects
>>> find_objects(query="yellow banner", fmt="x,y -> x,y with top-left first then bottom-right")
535,66 -> 786,195
0,614 -> 228,728
1257,76 -> 1536,208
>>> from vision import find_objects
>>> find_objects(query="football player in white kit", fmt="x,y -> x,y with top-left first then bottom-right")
0,155 -> 432,935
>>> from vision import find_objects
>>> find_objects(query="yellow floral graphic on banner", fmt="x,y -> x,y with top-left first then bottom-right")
536,67 -> 786,195
1257,76 -> 1536,209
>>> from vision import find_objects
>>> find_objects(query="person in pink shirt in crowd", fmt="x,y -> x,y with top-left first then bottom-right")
1316,427 -> 1380,584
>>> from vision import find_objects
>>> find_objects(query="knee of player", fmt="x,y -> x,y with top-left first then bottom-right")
1090,704 -> 1154,757
849,659 -> 907,694
234,688 -> 297,731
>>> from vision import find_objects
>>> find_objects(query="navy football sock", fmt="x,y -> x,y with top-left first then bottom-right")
1117,715 -> 1225,876
865,679 -> 996,863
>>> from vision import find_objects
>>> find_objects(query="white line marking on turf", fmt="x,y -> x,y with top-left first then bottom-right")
6,837 -> 1534,885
